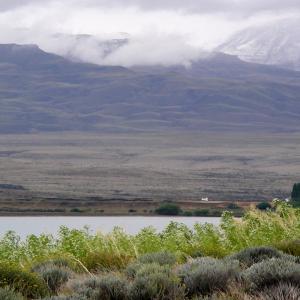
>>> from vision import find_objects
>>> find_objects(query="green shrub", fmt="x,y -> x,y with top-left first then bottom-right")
242,258 -> 300,293
254,283 -> 300,300
70,208 -> 83,213
276,240 -> 300,257
0,262 -> 49,298
155,203 -> 182,216
256,202 -> 272,210
0,288 -> 24,300
190,251 -> 203,259
177,257 -> 239,297
129,263 -> 185,300
183,211 -> 193,216
73,274 -> 128,300
226,246 -> 283,268
193,209 -> 209,216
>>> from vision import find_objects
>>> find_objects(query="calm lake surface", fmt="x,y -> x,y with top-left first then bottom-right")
0,216 -> 221,238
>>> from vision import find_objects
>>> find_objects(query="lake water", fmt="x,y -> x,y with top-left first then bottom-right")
0,216 -> 221,238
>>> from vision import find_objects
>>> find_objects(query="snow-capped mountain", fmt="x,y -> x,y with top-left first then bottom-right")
218,17 -> 300,71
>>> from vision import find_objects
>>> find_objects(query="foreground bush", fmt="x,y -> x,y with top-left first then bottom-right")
35,264 -> 71,294
254,283 -> 300,300
125,251 -> 176,279
72,274 -> 128,300
242,258 -> 300,293
129,263 -> 185,300
226,246 -> 283,268
0,263 -> 49,298
177,257 -> 239,297
0,288 -> 24,300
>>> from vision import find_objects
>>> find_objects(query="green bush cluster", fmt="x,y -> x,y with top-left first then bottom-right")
155,204 -> 231,217
155,203 -> 182,215
0,262 -> 49,298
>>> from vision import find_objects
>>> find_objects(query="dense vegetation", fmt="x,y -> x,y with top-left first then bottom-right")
155,203 -> 244,217
0,200 -> 300,299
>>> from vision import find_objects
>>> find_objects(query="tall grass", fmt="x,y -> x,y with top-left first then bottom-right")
0,201 -> 299,268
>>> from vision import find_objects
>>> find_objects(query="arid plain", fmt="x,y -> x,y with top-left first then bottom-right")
0,131 -> 299,214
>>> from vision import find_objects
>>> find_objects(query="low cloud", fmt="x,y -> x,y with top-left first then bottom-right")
103,34 -> 205,67
0,0 -> 298,66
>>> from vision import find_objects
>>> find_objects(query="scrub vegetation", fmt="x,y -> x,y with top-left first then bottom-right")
0,200 -> 300,299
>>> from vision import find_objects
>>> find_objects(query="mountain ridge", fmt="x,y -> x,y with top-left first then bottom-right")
0,43 -> 300,133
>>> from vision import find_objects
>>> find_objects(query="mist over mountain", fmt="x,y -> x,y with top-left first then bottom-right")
0,43 -> 300,134
45,33 -> 130,64
219,17 -> 300,71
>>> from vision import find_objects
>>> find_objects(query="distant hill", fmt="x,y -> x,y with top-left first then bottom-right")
218,17 -> 300,71
0,44 -> 300,133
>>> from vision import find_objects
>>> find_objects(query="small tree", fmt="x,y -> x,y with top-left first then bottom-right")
227,203 -> 240,210
155,203 -> 181,216
291,183 -> 300,202
256,202 -> 272,210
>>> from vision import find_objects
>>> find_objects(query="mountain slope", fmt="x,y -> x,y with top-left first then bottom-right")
218,17 -> 300,71
0,44 -> 300,133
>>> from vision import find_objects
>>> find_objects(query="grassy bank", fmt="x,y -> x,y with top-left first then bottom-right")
0,200 -> 299,299
0,199 -> 253,217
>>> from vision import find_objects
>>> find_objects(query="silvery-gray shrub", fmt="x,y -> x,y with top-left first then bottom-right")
177,257 -> 239,297
242,258 -> 300,293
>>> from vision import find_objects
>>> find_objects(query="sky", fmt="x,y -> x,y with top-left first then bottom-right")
0,0 -> 299,66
